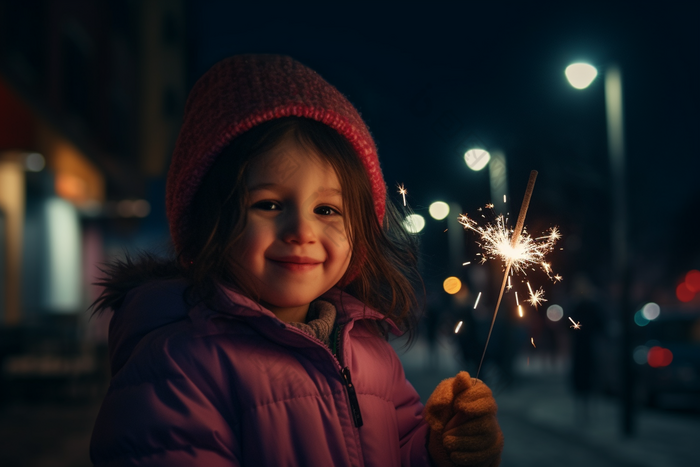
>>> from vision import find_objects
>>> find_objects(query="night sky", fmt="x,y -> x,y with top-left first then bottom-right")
185,2 -> 699,294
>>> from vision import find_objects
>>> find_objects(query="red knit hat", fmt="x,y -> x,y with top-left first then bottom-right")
166,54 -> 387,258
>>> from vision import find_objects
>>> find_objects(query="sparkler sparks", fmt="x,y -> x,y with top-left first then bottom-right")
526,282 -> 547,308
531,337 -> 536,348
568,317 -> 582,330
457,213 -> 560,277
518,305 -> 523,317
474,292 -> 482,309
460,171 -> 562,380
397,183 -> 407,206
455,321 -> 463,333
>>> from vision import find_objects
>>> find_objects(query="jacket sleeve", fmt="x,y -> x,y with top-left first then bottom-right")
90,326 -> 241,467
390,345 -> 433,467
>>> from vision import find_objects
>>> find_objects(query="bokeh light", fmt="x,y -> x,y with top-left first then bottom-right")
443,276 -> 462,295
633,345 -> 649,365
641,302 -> 660,321
402,214 -> 425,234
24,153 -> 45,172
647,346 -> 673,368
546,304 -> 564,322
464,149 -> 490,171
565,63 -> 598,89
676,282 -> 695,302
132,200 -> 151,218
429,201 -> 450,220
634,309 -> 649,327
686,270 -> 700,292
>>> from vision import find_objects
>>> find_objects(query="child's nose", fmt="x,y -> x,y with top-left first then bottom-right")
281,208 -> 316,245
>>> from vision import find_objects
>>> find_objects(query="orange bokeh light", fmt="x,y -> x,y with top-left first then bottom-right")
443,277 -> 462,295
676,282 -> 695,303
647,346 -> 673,368
686,270 -> 700,293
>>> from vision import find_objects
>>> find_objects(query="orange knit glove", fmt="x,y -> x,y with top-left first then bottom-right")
423,371 -> 504,467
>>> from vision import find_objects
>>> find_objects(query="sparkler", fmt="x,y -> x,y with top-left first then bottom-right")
462,171 -> 549,380
397,183 -> 407,206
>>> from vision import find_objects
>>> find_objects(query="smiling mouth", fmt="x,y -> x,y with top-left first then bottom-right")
269,259 -> 322,272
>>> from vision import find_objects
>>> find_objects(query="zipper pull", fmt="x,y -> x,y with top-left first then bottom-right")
341,367 -> 363,427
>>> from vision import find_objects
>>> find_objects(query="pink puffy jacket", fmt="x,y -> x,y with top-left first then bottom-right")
90,279 -> 432,466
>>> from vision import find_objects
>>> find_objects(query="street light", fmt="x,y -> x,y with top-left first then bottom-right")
565,63 -> 598,89
464,148 -> 490,171
566,61 -> 632,435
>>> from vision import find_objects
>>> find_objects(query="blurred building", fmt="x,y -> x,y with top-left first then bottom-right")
0,0 -> 185,399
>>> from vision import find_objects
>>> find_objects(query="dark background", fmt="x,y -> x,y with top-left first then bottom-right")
187,2 -> 699,288
0,1 -> 698,466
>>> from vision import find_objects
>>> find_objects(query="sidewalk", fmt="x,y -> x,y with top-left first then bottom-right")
393,336 -> 700,467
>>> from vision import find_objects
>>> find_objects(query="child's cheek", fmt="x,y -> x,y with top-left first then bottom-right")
321,220 -> 348,250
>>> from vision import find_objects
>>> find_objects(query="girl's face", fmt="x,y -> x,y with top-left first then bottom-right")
232,135 -> 352,320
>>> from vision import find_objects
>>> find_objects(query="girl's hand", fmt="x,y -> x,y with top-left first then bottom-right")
423,371 -> 504,467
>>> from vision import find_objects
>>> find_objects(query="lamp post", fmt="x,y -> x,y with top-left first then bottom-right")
566,62 -> 634,436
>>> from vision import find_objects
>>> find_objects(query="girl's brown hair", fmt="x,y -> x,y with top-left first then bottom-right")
92,117 -> 424,343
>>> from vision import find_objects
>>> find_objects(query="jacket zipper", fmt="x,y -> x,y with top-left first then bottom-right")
334,324 -> 363,428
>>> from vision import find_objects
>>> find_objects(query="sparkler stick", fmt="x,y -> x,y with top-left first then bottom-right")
475,170 -> 538,380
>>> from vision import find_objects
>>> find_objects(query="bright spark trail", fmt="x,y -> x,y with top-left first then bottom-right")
568,317 -> 582,329
397,184 -> 407,206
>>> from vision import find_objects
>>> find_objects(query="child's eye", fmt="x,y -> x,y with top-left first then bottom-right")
252,201 -> 281,211
315,206 -> 341,216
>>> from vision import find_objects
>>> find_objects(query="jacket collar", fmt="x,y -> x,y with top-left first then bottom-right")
216,284 -> 402,336
109,280 -> 403,376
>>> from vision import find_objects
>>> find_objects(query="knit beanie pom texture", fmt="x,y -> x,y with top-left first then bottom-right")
166,54 -> 387,256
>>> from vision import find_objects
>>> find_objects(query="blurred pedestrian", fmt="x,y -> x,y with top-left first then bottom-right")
570,274 -> 603,424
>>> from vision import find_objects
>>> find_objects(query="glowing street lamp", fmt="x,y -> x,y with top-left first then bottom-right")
464,148 -> 490,171
565,63 -> 598,89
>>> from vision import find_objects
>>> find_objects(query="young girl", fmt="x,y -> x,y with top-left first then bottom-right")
89,54 -> 503,466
